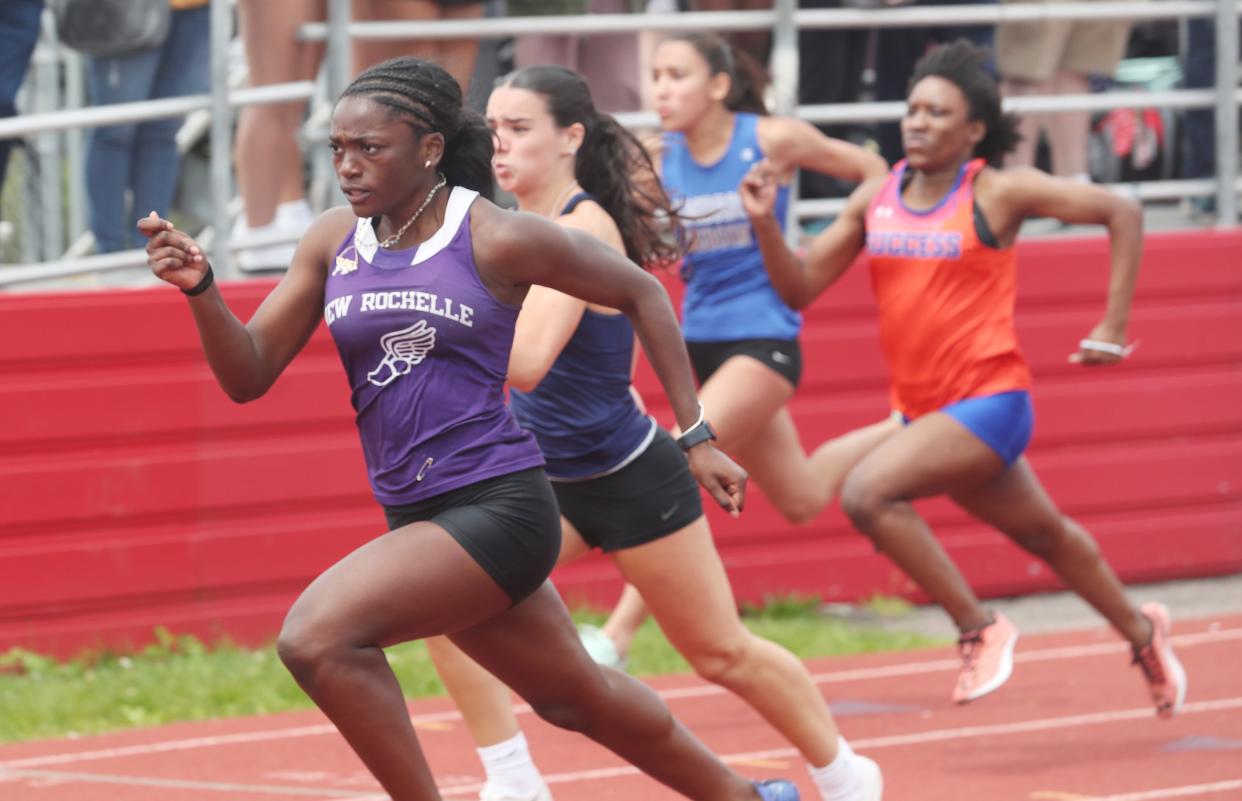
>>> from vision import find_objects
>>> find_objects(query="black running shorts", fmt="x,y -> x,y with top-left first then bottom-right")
686,337 -> 802,388
552,429 -> 704,553
382,467 -> 562,605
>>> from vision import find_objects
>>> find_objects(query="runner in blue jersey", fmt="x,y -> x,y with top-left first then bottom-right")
419,66 -> 883,801
138,56 -> 808,801
584,31 -> 900,674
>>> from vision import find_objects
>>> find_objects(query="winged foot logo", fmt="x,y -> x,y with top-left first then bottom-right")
367,320 -> 438,387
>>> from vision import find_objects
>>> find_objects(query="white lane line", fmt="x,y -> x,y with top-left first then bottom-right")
2,626 -> 1238,772
435,697 -> 1242,797
0,768 -> 381,797
5,698 -> 1239,799
1088,779 -> 1242,800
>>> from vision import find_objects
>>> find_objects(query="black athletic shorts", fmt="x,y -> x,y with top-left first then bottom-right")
552,428 -> 704,553
382,467 -> 561,605
686,338 -> 802,388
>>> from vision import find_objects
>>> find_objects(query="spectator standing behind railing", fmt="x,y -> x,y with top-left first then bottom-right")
235,0 -> 484,272
507,0 -> 643,113
82,0 -> 209,253
233,0 -> 324,271
1180,16 -> 1241,221
997,0 -> 1134,181
353,0 -> 483,95
0,0 -> 43,196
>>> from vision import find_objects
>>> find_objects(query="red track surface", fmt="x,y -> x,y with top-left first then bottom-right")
2,614 -> 1240,801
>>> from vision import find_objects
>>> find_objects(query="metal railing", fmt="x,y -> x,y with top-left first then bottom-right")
0,0 -> 1238,288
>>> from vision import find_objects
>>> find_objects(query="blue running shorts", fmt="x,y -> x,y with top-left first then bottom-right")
938,390 -> 1035,466
900,390 -> 1035,466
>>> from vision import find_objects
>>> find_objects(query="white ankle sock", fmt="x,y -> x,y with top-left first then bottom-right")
807,737 -> 862,801
477,731 -> 544,797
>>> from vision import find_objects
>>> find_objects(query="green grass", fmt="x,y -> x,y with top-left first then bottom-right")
0,598 -> 942,744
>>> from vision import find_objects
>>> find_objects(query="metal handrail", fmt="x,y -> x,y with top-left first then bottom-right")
298,2 -> 1235,41
0,82 -> 315,142
2,0 -> 1238,286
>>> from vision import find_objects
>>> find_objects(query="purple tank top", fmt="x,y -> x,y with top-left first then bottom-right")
323,186 -> 544,505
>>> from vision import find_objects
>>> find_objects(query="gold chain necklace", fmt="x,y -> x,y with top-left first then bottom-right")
378,173 -> 447,249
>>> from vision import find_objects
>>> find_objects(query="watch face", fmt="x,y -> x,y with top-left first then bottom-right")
679,420 -> 716,449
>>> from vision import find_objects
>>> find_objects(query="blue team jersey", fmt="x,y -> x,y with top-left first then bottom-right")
662,112 -> 800,341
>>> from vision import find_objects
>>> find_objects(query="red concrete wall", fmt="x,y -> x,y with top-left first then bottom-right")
1,229 -> 1239,657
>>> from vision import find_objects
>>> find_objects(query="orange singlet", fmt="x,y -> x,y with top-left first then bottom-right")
865,158 -> 1032,420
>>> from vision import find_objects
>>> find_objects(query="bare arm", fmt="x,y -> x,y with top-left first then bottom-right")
759,116 -> 889,184
138,209 -> 350,402
739,163 -> 882,309
981,168 -> 1143,365
473,203 -> 747,514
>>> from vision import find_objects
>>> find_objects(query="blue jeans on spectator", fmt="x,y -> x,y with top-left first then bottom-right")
1181,19 -> 1214,179
873,0 -> 997,165
86,6 -> 209,252
0,0 -> 43,192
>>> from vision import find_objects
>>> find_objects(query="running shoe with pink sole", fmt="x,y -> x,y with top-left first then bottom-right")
952,612 -> 1019,704
1132,601 -> 1187,718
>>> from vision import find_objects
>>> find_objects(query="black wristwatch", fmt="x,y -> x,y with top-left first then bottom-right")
677,405 -> 717,451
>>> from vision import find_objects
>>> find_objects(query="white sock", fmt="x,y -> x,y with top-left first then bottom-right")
807,737 -> 862,801
477,731 -> 545,797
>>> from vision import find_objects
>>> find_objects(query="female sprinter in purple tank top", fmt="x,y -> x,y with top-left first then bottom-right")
737,41 -> 1185,717
139,57 -> 802,801
421,66 -> 882,801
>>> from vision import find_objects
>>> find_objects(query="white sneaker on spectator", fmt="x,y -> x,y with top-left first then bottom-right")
236,199 -> 314,272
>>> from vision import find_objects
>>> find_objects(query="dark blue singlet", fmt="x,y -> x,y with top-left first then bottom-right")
508,193 -> 657,481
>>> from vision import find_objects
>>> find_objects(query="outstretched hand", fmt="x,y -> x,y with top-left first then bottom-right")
138,211 -> 210,292
685,443 -> 748,518
739,160 -> 779,220
1070,320 -> 1135,366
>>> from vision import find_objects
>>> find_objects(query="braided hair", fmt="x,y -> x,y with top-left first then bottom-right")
909,40 -> 1021,166
499,65 -> 684,268
340,57 -> 495,200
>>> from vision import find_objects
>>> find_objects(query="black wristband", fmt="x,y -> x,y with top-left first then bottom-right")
677,419 -> 717,451
182,264 -> 214,297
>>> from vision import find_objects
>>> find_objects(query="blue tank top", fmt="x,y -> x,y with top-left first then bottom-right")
323,186 -> 545,505
509,193 -> 656,480
661,112 -> 800,342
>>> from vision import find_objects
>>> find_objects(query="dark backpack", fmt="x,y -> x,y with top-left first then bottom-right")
50,0 -> 171,58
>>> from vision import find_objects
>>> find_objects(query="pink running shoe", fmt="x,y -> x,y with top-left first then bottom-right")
953,612 -> 1019,704
1132,602 -> 1187,718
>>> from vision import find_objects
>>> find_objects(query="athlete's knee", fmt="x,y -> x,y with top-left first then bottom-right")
775,490 -> 828,526
684,636 -> 751,687
528,680 -> 611,734
276,605 -> 351,684
275,617 -> 331,683
839,472 -> 895,534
